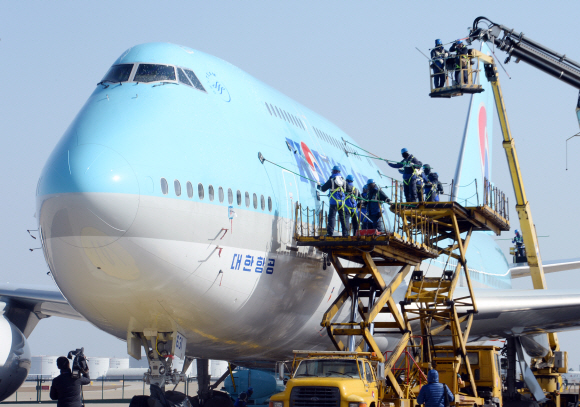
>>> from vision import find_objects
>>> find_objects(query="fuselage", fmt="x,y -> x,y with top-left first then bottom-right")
36,42 -> 511,362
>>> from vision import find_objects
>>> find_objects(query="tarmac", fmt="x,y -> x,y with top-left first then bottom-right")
1,381 -> 204,405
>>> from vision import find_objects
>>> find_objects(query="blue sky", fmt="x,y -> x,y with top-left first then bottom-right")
1,1 -> 580,365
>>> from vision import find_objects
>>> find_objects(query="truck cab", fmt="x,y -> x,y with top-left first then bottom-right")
269,351 -> 384,407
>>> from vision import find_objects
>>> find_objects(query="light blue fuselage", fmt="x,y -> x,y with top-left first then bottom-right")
36,43 -> 510,362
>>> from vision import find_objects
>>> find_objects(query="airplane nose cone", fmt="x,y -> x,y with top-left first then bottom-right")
38,144 -> 139,248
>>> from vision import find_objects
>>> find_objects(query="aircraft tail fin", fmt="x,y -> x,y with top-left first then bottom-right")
452,42 -> 495,205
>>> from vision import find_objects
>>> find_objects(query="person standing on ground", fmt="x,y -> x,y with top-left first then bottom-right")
417,369 -> 454,407
50,357 -> 90,407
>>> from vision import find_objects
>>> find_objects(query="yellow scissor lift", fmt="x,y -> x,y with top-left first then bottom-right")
294,190 -> 509,406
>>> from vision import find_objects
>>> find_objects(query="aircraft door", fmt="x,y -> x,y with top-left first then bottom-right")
282,170 -> 300,244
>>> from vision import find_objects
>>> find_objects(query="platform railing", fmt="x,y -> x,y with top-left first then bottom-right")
294,184 -> 440,252
429,51 -> 482,92
483,177 -> 509,220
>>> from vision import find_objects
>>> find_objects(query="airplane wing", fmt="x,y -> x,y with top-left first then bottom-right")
466,288 -> 580,339
509,258 -> 580,279
0,283 -> 83,322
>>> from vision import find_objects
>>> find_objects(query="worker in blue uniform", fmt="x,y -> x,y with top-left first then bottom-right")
388,148 -> 422,202
318,165 -> 347,237
421,164 -> 445,202
234,388 -> 253,407
512,229 -> 525,259
417,370 -> 454,407
431,39 -> 448,88
359,184 -> 369,230
365,179 -> 390,233
450,40 -> 470,85
344,175 -> 362,236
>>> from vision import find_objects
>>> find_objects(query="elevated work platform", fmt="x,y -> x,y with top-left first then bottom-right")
293,192 -> 510,402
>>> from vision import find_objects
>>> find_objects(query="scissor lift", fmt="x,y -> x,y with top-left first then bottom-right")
294,196 -> 509,404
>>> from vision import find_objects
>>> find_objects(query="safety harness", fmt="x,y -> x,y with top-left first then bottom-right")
329,176 -> 346,208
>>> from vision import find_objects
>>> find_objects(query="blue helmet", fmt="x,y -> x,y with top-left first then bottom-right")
435,39 -> 442,46
346,175 -> 354,182
456,40 -> 463,45
515,229 -> 520,235
366,179 -> 375,185
332,165 -> 341,172
401,148 -> 408,154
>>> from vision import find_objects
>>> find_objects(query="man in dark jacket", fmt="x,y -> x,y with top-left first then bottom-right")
431,39 -> 448,88
450,40 -> 469,85
365,179 -> 390,233
344,175 -> 362,236
388,148 -> 422,202
318,165 -> 347,237
50,357 -> 90,407
421,165 -> 445,202
417,369 -> 454,407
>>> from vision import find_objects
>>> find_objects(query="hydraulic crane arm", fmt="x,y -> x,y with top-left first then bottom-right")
468,16 -> 580,90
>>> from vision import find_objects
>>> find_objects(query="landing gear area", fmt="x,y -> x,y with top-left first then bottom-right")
127,331 -> 235,407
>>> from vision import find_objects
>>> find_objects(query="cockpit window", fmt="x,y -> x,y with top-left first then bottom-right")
134,64 -> 176,83
183,69 -> 206,92
178,68 -> 192,86
102,64 -> 133,83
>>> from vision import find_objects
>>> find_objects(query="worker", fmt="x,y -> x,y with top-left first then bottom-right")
50,357 -> 90,407
430,39 -> 448,88
365,179 -> 390,233
421,164 -> 445,202
417,369 -> 454,407
234,387 -> 253,407
359,184 -> 369,230
388,148 -> 422,202
344,175 -> 362,236
512,229 -> 525,259
318,165 -> 347,237
450,40 -> 470,85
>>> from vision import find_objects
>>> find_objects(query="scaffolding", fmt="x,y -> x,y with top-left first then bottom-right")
294,189 -> 509,405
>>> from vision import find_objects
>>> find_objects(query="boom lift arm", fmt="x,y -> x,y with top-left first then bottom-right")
468,16 -> 580,90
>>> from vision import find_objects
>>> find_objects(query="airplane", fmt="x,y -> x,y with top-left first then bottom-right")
1,41 -> 580,402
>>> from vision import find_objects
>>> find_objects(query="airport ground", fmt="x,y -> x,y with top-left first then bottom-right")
0,380 -> 214,405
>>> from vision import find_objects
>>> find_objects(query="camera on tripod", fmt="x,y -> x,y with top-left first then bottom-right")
67,347 -> 89,379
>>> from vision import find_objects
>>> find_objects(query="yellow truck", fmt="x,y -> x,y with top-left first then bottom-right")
269,346 -> 506,407
269,351 -> 384,407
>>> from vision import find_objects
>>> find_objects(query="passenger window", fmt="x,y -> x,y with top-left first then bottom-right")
186,181 -> 193,198
101,64 -> 133,84
209,185 -> 214,201
228,188 -> 233,205
270,104 -> 278,117
198,183 -> 204,200
245,192 -> 250,207
253,193 -> 258,209
275,106 -> 282,118
174,180 -> 181,197
183,69 -> 206,92
178,68 -> 192,86
134,64 -> 176,83
218,187 -> 224,203
160,178 -> 168,195
268,197 -> 272,212
265,103 -> 272,115
260,195 -> 265,210
237,190 -> 242,206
